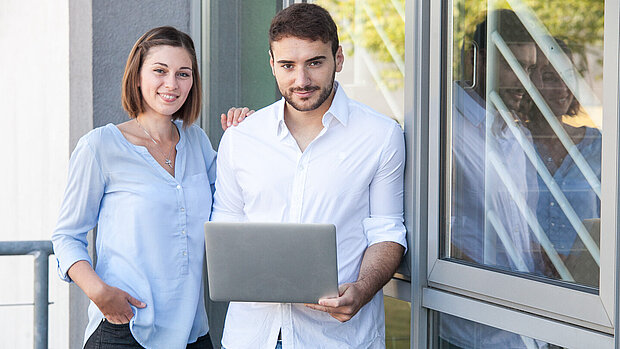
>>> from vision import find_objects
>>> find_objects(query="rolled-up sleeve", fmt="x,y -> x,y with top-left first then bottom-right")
51,136 -> 105,282
363,122 -> 407,252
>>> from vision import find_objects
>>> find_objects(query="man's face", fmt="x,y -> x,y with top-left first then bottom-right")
270,37 -> 344,112
496,43 -> 537,111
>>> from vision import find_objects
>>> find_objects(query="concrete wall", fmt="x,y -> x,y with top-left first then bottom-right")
92,0 -> 192,128
1,0 -> 192,347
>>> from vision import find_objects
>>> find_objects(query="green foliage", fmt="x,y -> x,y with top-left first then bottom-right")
453,0 -> 604,81
316,0 -> 604,90
317,0 -> 405,90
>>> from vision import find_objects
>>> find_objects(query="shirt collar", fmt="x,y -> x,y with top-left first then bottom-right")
275,81 -> 350,139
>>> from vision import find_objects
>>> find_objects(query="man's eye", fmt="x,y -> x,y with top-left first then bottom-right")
309,61 -> 322,67
282,64 -> 293,69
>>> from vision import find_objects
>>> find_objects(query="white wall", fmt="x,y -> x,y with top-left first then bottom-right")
0,1 -> 71,347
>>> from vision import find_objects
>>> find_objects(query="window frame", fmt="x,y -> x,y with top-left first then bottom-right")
424,0 -> 620,339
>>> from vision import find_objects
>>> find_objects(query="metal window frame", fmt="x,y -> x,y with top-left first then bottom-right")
424,287 -> 614,348
422,0 -> 620,344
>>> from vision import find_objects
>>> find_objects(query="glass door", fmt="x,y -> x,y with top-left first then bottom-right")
424,0 -> 619,346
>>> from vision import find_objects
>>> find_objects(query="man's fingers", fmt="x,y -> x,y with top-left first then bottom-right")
318,297 -> 343,308
305,303 -> 331,312
220,113 -> 228,130
305,303 -> 353,323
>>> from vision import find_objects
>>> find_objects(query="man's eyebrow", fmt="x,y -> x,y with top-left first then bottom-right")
276,56 -> 327,64
152,62 -> 193,70
305,55 -> 327,63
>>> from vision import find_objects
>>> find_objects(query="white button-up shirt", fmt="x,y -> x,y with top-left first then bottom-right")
212,84 -> 407,349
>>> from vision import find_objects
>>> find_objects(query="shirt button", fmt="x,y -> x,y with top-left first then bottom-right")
176,184 -> 181,189
181,230 -> 186,235
180,207 -> 185,212
551,223 -> 555,227
183,251 -> 187,256
550,202 -> 555,206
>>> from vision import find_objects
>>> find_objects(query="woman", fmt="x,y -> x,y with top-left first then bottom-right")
524,38 -> 601,286
52,26 -> 249,348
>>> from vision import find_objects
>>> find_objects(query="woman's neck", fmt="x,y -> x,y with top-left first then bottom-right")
135,114 -> 175,142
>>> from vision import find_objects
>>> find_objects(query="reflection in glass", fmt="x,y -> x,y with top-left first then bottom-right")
436,312 -> 559,349
313,0 -> 405,125
445,0 -> 603,288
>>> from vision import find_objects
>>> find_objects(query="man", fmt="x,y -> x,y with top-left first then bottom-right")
211,3 -> 406,348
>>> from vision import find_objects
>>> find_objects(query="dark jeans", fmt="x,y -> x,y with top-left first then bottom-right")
84,320 -> 213,349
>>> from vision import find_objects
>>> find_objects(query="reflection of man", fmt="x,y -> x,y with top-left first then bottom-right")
442,9 -> 548,349
450,8 -> 541,273
212,3 -> 406,348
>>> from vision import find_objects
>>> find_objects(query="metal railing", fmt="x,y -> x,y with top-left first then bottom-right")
0,241 -> 54,349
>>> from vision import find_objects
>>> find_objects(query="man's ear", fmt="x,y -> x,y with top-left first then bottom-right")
335,46 -> 344,73
269,50 -> 276,76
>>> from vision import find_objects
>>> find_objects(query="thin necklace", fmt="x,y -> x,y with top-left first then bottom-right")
135,118 -> 176,169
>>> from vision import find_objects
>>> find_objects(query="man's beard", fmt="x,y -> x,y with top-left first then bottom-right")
280,71 -> 336,112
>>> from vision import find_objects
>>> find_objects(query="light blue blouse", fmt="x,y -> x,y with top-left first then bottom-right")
535,127 -> 602,256
52,121 -> 216,348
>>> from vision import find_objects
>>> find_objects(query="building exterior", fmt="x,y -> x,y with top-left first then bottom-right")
1,0 -> 617,348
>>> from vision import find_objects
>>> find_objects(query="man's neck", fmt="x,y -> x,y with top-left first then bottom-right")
283,89 -> 336,152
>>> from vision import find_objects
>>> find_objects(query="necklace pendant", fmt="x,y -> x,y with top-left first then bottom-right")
165,158 -> 173,168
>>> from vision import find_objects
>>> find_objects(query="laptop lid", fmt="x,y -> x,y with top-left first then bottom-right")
204,222 -> 339,303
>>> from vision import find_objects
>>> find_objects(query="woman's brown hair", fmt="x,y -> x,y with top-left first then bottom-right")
121,26 -> 202,126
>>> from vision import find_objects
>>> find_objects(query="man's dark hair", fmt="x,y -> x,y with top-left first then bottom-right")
269,3 -> 339,56
472,9 -> 533,50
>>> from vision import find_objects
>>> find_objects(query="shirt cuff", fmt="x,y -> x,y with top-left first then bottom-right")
363,217 -> 407,254
54,243 -> 92,283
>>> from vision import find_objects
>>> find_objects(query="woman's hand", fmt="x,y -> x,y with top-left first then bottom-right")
221,107 -> 255,130
67,260 -> 146,324
91,283 -> 146,324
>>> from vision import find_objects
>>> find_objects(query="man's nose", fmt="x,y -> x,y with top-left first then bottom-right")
295,68 -> 311,87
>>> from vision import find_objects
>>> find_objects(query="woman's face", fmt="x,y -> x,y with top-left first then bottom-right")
536,52 -> 574,117
139,45 -> 193,119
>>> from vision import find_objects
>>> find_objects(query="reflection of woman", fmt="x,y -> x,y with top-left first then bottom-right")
52,27 -> 246,348
524,39 -> 601,285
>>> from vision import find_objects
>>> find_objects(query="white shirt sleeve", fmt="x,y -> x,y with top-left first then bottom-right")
212,130 -> 246,222
363,122 -> 407,251
51,135 -> 105,282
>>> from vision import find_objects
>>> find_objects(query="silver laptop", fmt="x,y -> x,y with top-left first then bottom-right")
204,222 -> 339,303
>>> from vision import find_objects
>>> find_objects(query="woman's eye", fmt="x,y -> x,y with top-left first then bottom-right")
154,68 -> 165,74
178,72 -> 190,78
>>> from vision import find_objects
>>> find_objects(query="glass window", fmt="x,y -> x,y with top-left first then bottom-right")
312,0 -> 405,125
435,312 -> 558,349
443,0 -> 604,289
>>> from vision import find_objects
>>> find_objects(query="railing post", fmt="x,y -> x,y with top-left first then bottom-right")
32,250 -> 49,349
